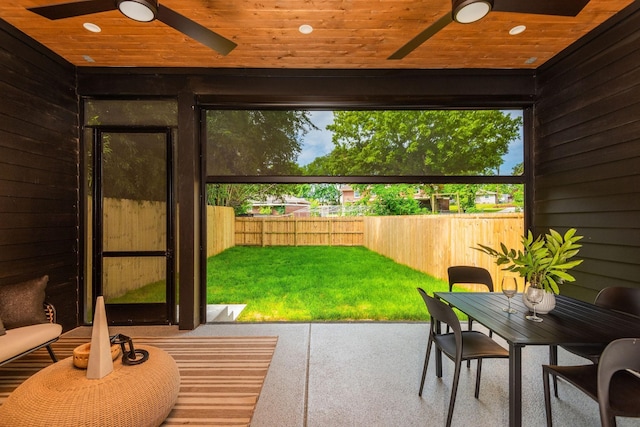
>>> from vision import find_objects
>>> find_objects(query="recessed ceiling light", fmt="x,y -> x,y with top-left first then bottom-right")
299,24 -> 313,34
83,22 -> 101,33
509,25 -> 526,35
525,57 -> 537,64
82,55 -> 95,63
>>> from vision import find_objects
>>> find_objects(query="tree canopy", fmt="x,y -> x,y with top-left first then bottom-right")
206,110 -> 316,176
307,110 -> 521,176
85,99 -> 177,201
205,109 -> 524,213
207,183 -> 295,215
295,184 -> 341,205
351,184 -> 427,216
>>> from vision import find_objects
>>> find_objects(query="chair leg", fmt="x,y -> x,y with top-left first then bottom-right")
446,360 -> 462,427
474,359 -> 482,398
542,367 -> 554,427
467,319 -> 473,368
46,345 -> 58,363
549,345 -> 558,397
419,335 -> 434,396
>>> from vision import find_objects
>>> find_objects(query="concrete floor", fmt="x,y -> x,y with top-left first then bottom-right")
65,322 -> 639,427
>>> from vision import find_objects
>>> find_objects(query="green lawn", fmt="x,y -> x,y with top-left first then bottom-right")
206,246 -> 449,321
109,279 -> 166,303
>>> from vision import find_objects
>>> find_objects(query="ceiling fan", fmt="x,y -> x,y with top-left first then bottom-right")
27,0 -> 237,56
388,0 -> 591,60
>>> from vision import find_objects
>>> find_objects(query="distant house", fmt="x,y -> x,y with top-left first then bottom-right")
475,190 -> 511,205
249,195 -> 311,217
339,184 -> 362,204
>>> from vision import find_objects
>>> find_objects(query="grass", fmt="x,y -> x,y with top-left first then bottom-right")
109,246 -> 459,321
206,246 -> 449,321
108,279 -> 166,304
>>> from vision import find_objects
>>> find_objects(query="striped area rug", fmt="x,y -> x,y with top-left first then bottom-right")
0,335 -> 277,426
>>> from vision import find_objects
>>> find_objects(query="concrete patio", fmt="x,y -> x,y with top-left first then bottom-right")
64,322 -> 637,427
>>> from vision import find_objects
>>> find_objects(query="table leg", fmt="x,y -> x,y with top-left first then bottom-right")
549,345 -> 558,397
509,343 -> 522,427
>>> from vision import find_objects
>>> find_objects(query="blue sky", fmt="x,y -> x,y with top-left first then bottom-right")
297,110 -> 523,175
297,111 -> 335,166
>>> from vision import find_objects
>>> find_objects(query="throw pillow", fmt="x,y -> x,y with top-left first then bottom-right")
0,316 -> 5,336
0,275 -> 48,329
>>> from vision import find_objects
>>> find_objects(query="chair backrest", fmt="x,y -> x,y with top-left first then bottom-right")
417,288 -> 463,339
597,338 -> 640,427
447,266 -> 494,293
595,287 -> 640,318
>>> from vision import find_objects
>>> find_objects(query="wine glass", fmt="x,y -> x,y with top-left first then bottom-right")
501,277 -> 518,313
525,286 -> 545,322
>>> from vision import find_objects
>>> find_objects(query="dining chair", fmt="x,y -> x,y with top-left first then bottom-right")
542,338 -> 640,427
447,265 -> 495,365
417,288 -> 509,427
549,287 -> 640,396
447,266 -> 494,293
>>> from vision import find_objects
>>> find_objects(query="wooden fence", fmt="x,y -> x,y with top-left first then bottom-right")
93,202 -> 235,299
97,200 -> 523,298
207,206 -> 235,256
231,213 -> 524,289
364,213 -> 524,288
90,198 -> 167,299
234,217 -> 364,246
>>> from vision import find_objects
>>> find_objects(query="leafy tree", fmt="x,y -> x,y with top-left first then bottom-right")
207,184 -> 293,215
510,184 -> 524,205
351,184 -> 427,216
323,110 -> 521,175
302,154 -> 333,175
512,162 -> 524,176
85,100 -> 177,201
206,110 -> 316,175
205,110 -> 318,213
444,184 -> 481,212
295,184 -> 341,205
101,133 -> 167,201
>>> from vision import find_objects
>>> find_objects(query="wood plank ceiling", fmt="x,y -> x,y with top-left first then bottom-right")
0,0 -> 634,69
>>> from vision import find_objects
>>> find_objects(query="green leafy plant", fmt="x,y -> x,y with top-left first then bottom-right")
475,228 -> 584,294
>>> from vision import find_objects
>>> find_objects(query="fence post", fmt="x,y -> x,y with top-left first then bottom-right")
329,218 -> 333,246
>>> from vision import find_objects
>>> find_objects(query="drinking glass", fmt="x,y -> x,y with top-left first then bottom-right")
525,286 -> 544,322
501,277 -> 517,313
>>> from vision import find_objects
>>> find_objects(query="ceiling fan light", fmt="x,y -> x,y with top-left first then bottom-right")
453,0 -> 493,24
117,0 -> 157,22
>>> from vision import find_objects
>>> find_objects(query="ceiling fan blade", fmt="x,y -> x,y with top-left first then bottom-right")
28,0 -> 116,20
493,0 -> 591,17
388,13 -> 453,60
157,6 -> 237,56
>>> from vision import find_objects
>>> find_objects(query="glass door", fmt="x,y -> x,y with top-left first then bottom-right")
92,127 -> 175,324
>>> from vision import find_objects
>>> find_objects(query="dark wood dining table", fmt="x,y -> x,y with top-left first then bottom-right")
434,291 -> 640,427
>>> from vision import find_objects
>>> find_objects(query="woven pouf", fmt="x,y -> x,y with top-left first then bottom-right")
0,345 -> 180,427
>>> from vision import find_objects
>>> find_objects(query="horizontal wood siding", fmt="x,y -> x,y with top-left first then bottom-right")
534,4 -> 640,301
0,20 -> 78,330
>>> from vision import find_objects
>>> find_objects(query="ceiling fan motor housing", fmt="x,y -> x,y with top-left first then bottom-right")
453,0 -> 494,23
117,0 -> 158,22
